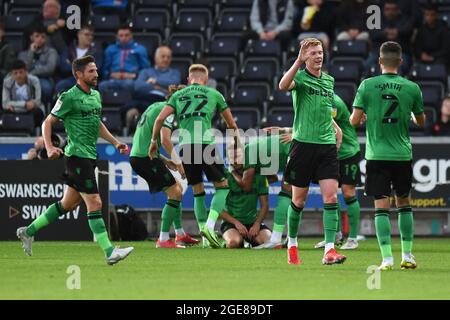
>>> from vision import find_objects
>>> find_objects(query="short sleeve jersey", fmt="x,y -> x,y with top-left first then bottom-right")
353,73 -> 424,161
51,85 -> 101,159
291,69 -> 336,144
223,172 -> 269,225
166,83 -> 228,145
243,135 -> 291,174
130,101 -> 174,158
333,94 -> 360,160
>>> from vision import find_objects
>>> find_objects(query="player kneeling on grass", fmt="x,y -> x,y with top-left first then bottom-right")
220,169 -> 271,249
130,84 -> 199,249
17,55 -> 133,265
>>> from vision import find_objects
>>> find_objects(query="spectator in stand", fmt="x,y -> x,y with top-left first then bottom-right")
413,3 -> 450,66
99,25 -> 149,93
123,46 -> 180,130
294,0 -> 336,58
2,60 -> 45,127
0,20 -> 16,90
364,0 -> 413,75
431,96 -> 450,136
55,25 -> 102,94
246,0 -> 295,50
336,0 -> 371,42
18,25 -> 58,105
25,0 -> 69,54
382,0 -> 422,28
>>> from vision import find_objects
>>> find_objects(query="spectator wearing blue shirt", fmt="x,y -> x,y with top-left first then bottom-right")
123,46 -> 180,129
99,25 -> 149,93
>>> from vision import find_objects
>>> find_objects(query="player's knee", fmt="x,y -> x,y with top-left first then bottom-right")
226,238 -> 242,249
89,197 -> 102,211
396,196 -> 410,207
291,196 -> 305,208
167,182 -> 183,201
323,193 -> 338,204
192,183 -> 205,195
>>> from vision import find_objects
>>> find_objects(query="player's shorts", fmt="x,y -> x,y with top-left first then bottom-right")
179,144 -> 226,185
130,156 -> 176,193
220,221 -> 270,247
284,140 -> 339,188
62,156 -> 98,194
338,152 -> 362,186
365,160 -> 413,198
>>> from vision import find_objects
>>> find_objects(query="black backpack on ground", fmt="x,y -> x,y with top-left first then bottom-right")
114,204 -> 148,241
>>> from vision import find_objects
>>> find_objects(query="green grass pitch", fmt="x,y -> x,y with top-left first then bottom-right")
1,238 -> 449,300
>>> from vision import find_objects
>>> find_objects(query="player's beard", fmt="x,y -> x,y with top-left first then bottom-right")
86,78 -> 98,88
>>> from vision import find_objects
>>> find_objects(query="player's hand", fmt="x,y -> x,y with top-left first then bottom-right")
235,222 -> 248,238
116,143 -> 129,154
262,126 -> 282,134
280,133 -> 292,144
148,141 -> 158,160
297,40 -> 312,64
47,146 -> 64,160
248,223 -> 260,240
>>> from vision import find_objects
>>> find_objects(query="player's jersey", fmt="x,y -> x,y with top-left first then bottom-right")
130,101 -> 174,158
243,135 -> 291,174
333,94 -> 360,160
224,172 -> 269,225
51,85 -> 101,159
291,69 -> 336,144
167,83 -> 228,146
353,73 -> 424,161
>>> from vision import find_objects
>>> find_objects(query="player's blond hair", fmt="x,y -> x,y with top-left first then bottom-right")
188,64 -> 209,78
300,38 -> 322,47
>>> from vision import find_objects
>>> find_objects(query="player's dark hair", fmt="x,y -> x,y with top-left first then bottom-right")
11,59 -> 27,71
384,0 -> 399,6
32,24 -> 47,35
117,23 -> 132,33
380,41 -> 402,68
72,55 -> 96,77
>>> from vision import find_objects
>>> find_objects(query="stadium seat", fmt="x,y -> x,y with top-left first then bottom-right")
178,0 -> 215,8
207,34 -> 243,57
216,8 -> 250,33
100,89 -> 132,109
239,57 -> 279,82
93,32 -> 116,51
231,108 -> 261,130
334,82 -> 357,109
220,0 -> 254,8
269,90 -> 292,108
215,82 -> 229,99
231,82 -> 270,106
171,57 -> 194,84
3,14 -> 35,32
410,63 -> 447,84
7,0 -> 42,13
169,33 -> 204,59
418,82 -> 444,109
245,39 -> 282,57
133,33 -> 162,58
0,113 -> 35,136
135,0 -> 172,8
441,11 -> 450,28
329,61 -> 361,83
102,110 -> 123,135
132,9 -> 170,36
208,57 -> 237,83
267,108 -> 294,127
332,40 -> 369,58
89,15 -> 121,32
424,107 -> 437,125
174,9 -> 212,35
3,33 -> 23,53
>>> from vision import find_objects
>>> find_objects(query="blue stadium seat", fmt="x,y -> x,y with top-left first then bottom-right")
332,40 -> 369,58
220,0 -> 254,8
170,33 -> 204,59
3,14 -> 35,32
411,64 -> 447,84
0,113 -> 35,136
132,9 -> 169,36
89,15 -> 121,32
174,9 -> 212,34
240,58 -> 279,82
334,82 -> 357,109
267,108 -> 293,127
270,90 -> 292,108
100,89 -> 132,109
171,57 -> 194,84
232,108 -> 261,130
8,0 -> 42,13
134,33 -> 162,58
207,34 -> 243,57
232,82 -> 270,106
418,82 -> 444,109
216,8 -> 250,33
329,61 -> 361,83
208,57 -> 237,83
245,39 -> 282,57
178,0 -> 215,8
102,110 -> 123,135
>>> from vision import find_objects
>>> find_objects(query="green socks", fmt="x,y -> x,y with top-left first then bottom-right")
161,199 -> 180,233
206,187 -> 229,231
173,203 -> 183,230
287,202 -> 303,238
375,209 -> 392,259
194,192 -> 207,230
323,203 -> 338,243
398,206 -> 414,255
273,191 -> 292,233
88,211 -> 114,257
345,196 -> 361,239
26,201 -> 66,237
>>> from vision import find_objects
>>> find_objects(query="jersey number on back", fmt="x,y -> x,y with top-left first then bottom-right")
180,94 -> 208,115
382,94 -> 399,124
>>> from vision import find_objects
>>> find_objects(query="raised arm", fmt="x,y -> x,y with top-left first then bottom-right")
279,40 -> 313,91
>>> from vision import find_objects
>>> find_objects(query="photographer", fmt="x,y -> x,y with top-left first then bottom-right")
27,133 -> 66,160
